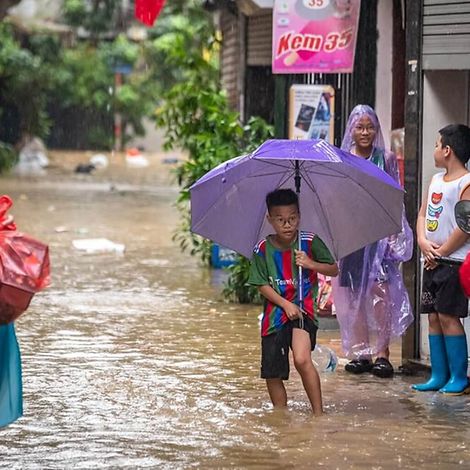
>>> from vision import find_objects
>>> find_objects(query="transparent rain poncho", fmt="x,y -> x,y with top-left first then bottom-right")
332,105 -> 414,359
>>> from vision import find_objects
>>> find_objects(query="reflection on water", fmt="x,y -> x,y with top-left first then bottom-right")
0,173 -> 470,469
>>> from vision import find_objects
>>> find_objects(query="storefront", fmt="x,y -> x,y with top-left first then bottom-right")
403,0 -> 470,363
219,0 -> 387,145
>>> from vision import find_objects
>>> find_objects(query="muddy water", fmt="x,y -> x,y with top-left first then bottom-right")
0,166 -> 470,469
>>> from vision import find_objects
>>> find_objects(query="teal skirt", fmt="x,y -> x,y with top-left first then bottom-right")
0,323 -> 23,428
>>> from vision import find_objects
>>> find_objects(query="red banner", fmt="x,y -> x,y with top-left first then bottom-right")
135,0 -> 166,27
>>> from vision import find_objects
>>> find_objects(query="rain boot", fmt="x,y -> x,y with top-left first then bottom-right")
412,334 -> 449,391
439,334 -> 470,395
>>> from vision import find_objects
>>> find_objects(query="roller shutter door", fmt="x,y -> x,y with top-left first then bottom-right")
423,0 -> 470,69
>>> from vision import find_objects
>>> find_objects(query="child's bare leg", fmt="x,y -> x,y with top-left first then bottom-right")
428,312 -> 443,334
438,313 -> 465,336
266,379 -> 287,407
292,328 -> 323,416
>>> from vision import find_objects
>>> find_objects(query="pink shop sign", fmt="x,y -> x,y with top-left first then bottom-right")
272,0 -> 361,74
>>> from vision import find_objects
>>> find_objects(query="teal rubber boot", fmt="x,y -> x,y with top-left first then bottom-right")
412,334 -> 449,391
439,335 -> 470,395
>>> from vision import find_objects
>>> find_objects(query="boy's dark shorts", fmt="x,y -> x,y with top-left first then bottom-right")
260,315 -> 318,380
421,265 -> 468,317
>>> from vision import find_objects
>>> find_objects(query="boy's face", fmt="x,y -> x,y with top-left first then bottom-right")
433,135 -> 449,168
267,204 -> 300,244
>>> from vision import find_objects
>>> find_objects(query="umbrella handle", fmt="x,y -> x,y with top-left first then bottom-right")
295,163 -> 304,328
298,231 -> 304,329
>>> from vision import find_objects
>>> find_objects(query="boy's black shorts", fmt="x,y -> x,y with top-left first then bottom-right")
260,315 -> 318,380
421,265 -> 468,317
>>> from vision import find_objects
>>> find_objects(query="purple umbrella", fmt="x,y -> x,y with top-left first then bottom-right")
190,139 -> 404,263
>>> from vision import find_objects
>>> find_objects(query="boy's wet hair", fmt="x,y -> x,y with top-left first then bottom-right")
439,124 -> 470,165
266,189 -> 299,213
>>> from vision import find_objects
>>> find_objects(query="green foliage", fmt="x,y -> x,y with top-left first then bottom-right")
154,12 -> 273,303
52,45 -> 112,109
34,31 -> 157,147
154,17 -> 273,199
46,34 -> 152,146
100,33 -> 140,68
222,256 -> 263,304
0,0 -> 215,149
63,0 -> 124,40
0,5 -> 161,148
143,7 -> 218,96
0,140 -> 17,173
0,23 -> 52,138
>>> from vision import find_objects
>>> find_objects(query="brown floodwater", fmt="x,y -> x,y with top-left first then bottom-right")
0,158 -> 469,469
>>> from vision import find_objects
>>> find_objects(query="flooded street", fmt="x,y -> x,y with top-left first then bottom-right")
1,156 -> 470,469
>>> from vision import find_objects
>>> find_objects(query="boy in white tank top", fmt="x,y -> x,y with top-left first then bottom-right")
413,124 -> 470,395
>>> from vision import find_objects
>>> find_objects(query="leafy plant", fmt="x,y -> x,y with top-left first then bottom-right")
0,23 -> 52,139
63,0 -> 127,43
222,256 -> 263,304
154,11 -> 273,303
0,140 -> 17,173
0,2 -> 164,149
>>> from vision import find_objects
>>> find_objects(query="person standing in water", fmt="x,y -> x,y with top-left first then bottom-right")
413,124 -> 470,395
332,104 -> 414,378
248,189 -> 338,415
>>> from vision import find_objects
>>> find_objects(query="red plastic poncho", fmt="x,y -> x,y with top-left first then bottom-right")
0,195 -> 50,324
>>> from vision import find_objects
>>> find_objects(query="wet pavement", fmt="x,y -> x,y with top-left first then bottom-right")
1,152 -> 470,469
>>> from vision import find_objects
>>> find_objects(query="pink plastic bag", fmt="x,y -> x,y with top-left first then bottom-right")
0,195 -> 50,324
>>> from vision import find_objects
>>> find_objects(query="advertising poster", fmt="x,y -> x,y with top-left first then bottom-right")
272,0 -> 361,74
288,84 -> 335,142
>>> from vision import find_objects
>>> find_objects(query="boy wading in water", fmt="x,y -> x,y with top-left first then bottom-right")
248,189 -> 338,415
413,124 -> 470,395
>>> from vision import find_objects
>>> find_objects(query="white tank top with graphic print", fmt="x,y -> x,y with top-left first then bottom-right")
425,172 -> 470,259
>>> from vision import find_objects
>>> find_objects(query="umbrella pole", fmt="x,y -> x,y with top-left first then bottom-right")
295,161 -> 304,329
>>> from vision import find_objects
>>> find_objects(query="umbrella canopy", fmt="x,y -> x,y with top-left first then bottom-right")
190,139 -> 404,260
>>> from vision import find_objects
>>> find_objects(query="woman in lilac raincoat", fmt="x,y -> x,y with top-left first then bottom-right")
332,105 -> 414,378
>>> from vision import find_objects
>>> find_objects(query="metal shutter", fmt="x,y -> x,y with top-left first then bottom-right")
247,11 -> 273,66
423,0 -> 470,69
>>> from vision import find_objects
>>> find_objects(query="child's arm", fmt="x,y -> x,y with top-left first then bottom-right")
294,250 -> 339,277
417,187 -> 440,268
435,227 -> 469,258
258,285 -> 302,320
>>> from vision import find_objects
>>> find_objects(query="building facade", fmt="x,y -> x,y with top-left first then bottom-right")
403,0 -> 470,363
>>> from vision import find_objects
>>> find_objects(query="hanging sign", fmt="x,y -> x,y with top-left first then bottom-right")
272,0 -> 361,74
288,84 -> 335,142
